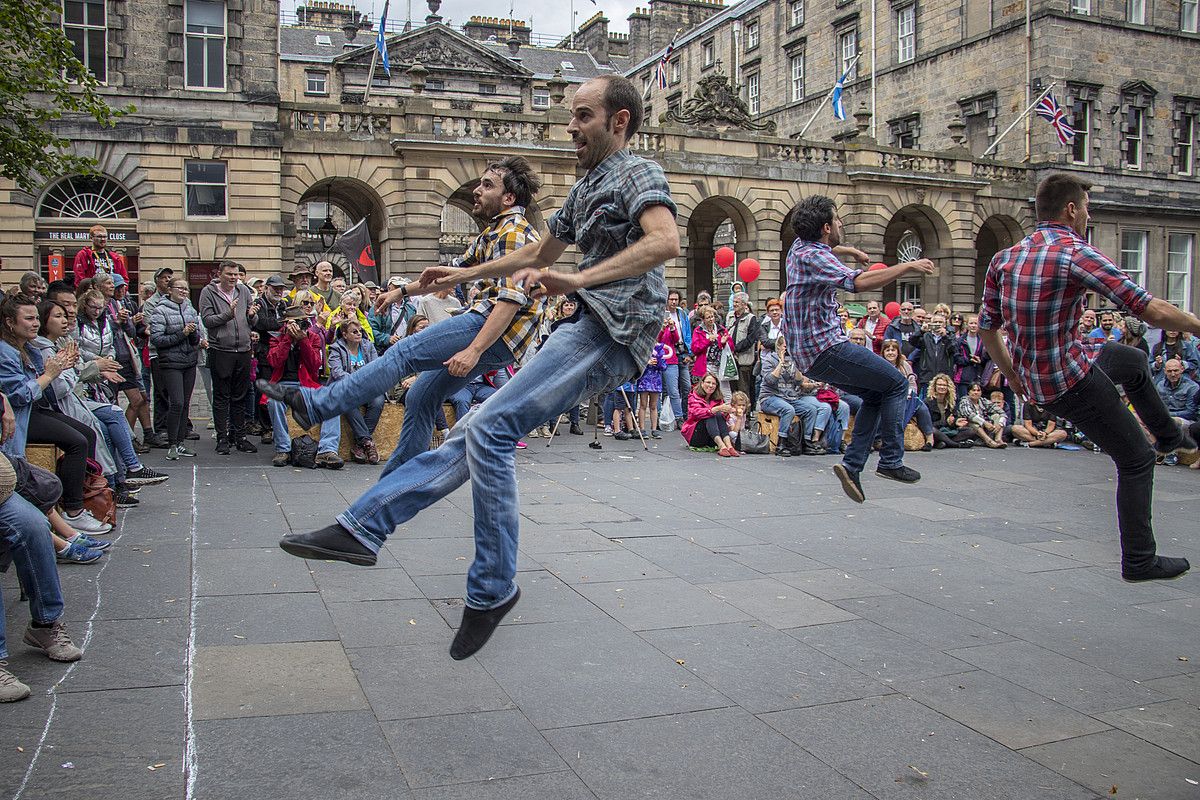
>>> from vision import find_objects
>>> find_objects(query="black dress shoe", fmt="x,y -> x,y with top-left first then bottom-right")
1123,555 -> 1190,582
450,588 -> 520,660
279,524 -> 377,566
255,379 -> 312,429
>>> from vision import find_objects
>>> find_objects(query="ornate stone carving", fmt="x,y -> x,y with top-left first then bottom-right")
664,71 -> 777,133
394,41 -> 488,71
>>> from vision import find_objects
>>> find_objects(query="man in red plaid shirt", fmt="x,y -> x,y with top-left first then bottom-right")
980,173 -> 1199,582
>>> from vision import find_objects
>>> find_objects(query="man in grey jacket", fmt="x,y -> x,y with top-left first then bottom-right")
198,260 -> 259,455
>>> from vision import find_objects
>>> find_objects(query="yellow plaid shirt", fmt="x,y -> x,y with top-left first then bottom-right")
453,206 -> 543,360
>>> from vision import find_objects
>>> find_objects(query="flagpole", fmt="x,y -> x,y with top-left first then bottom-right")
983,81 -> 1055,158
364,0 -> 390,104
796,54 -> 860,140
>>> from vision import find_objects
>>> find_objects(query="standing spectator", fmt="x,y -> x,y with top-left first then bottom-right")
1154,358 -> 1199,422
665,289 -> 692,421
947,311 -> 967,336
1089,310 -> 1121,342
286,265 -> 318,306
681,373 -> 738,457
71,225 -> 129,287
368,276 -> 416,353
636,337 -> 666,439
909,312 -> 963,394
657,310 -> 684,430
198,260 -> 259,455
855,300 -> 891,354
956,315 -> 990,396
310,261 -> 342,310
757,297 -> 785,350
690,305 -> 733,401
416,286 -> 463,326
1122,316 -> 1151,357
884,301 -> 920,356
266,304 -> 343,468
18,272 -> 47,301
149,278 -> 202,460
328,320 -> 382,464
142,267 -> 176,448
726,292 -> 759,405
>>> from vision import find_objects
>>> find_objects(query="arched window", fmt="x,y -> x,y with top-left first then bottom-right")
896,229 -> 923,262
37,175 -> 138,220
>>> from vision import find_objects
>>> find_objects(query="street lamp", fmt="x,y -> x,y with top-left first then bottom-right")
318,182 -> 337,249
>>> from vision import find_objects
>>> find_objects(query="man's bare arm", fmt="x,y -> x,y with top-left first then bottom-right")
1140,298 -> 1200,336
852,259 -> 934,293
979,328 -> 1027,400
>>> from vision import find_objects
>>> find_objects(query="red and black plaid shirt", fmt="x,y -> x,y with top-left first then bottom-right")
979,223 -> 1153,404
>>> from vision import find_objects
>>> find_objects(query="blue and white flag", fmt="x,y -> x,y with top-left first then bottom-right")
830,62 -> 852,121
376,1 -> 391,75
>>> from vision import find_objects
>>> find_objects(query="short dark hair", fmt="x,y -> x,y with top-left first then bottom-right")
791,196 -> 837,242
46,280 -> 73,301
219,259 -> 242,274
667,289 -> 681,300
485,156 -> 542,208
596,75 -> 643,141
1035,173 -> 1091,221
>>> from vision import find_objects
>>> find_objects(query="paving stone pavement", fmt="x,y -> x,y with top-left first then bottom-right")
3,428 -> 1199,800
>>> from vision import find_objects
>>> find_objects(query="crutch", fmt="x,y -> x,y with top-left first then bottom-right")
618,387 -> 650,451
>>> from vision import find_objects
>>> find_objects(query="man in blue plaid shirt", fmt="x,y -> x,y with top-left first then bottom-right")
276,76 -> 680,660
784,195 -> 934,503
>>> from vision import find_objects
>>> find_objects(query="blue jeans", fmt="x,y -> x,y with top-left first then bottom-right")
822,399 -> 852,449
662,363 -> 683,420
343,394 -> 385,441
303,311 -> 515,472
269,381 -> 341,455
806,341 -> 908,473
335,310 -> 638,610
759,394 -> 818,441
448,381 -> 498,425
0,493 -> 62,658
92,404 -> 142,476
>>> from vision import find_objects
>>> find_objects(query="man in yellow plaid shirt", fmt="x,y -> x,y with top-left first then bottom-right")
258,155 -> 544,469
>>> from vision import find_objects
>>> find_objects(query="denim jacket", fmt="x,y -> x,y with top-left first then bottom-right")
0,341 -> 46,457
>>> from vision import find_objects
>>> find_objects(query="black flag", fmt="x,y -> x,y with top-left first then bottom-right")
335,218 -> 378,286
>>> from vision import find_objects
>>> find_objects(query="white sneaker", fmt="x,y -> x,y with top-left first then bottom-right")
62,508 -> 113,535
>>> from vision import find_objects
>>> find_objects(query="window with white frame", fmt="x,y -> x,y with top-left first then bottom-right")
184,160 -> 227,218
305,70 -> 328,95
1124,106 -> 1145,169
532,88 -> 550,109
1184,0 -> 1199,31
1168,233 -> 1194,310
898,280 -> 922,305
670,58 -> 680,85
63,0 -> 107,82
1071,0 -> 1090,13
746,72 -> 760,115
1120,230 -> 1148,285
790,53 -> 805,102
1127,0 -> 1146,23
702,40 -> 714,67
745,19 -> 760,50
838,27 -> 858,79
185,0 -> 226,90
896,5 -> 916,63
790,0 -> 805,28
1178,111 -> 1197,175
1069,91 -> 1094,165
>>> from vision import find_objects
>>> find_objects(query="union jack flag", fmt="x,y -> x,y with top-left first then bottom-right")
655,39 -> 676,90
1035,93 -> 1075,146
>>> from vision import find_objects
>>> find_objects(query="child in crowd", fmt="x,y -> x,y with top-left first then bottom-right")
610,382 -> 638,441
637,340 -> 666,440
728,390 -> 750,451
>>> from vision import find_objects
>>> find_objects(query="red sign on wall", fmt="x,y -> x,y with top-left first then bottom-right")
47,253 -> 64,282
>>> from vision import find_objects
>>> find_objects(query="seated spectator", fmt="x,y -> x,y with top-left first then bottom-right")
329,287 -> 375,343
392,315 -> 452,441
758,337 -> 826,456
1154,358 -> 1199,422
957,381 -> 1007,448
924,373 -> 975,449
448,370 -> 503,424
855,300 -> 890,354
1151,329 -> 1200,378
881,338 -> 934,451
369,276 -> 416,353
909,311 -> 963,394
691,305 -> 733,401
1010,402 -> 1068,448
328,320 -> 383,464
1122,316 -> 1151,357
266,303 -> 344,469
681,373 -> 738,457
728,390 -> 750,450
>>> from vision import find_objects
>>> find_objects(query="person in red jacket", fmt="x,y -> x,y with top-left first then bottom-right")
265,303 -> 343,469
855,300 -> 891,354
72,225 -> 130,288
681,373 -> 739,457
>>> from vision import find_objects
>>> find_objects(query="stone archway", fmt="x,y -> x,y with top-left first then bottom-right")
437,179 -> 545,265
684,196 -> 755,308
881,204 -> 953,307
974,214 -> 1024,301
295,177 -> 387,280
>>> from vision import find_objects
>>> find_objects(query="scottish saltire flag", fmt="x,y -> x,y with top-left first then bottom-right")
376,1 -> 391,75
1035,93 -> 1075,145
830,63 -> 852,121
655,38 -> 676,90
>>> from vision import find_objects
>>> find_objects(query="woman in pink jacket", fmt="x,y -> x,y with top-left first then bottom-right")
681,373 -> 739,457
690,305 -> 733,400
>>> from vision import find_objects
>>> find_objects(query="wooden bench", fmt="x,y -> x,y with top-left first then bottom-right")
285,402 -> 458,462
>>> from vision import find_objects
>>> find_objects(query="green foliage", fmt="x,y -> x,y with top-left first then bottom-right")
0,0 -> 134,194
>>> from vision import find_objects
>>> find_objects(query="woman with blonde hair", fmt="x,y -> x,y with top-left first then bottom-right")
923,373 -> 975,449
330,286 -> 375,343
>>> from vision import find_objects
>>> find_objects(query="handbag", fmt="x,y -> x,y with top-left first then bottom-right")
816,386 -> 840,409
738,423 -> 772,455
719,347 -> 739,381
80,457 -> 116,526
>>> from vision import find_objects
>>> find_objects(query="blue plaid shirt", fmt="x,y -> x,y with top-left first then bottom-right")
547,149 -> 677,369
784,239 -> 862,371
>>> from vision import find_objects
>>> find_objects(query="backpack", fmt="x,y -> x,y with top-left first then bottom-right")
289,435 -> 319,469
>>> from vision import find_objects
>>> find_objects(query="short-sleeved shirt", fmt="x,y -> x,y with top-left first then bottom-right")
979,223 -> 1153,404
452,206 -> 543,360
547,149 -> 677,367
783,240 -> 862,372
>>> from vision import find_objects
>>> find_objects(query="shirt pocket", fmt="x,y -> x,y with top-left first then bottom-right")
577,201 -> 629,257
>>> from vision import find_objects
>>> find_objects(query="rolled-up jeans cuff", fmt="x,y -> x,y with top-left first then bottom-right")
335,511 -> 384,552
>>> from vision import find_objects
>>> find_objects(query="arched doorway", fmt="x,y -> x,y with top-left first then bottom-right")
974,215 -> 1024,301
295,178 -> 386,281
685,197 -> 754,308
35,174 -> 139,286
881,204 -> 952,307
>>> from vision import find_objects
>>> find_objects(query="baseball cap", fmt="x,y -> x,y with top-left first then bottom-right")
154,267 -> 175,279
264,275 -> 286,288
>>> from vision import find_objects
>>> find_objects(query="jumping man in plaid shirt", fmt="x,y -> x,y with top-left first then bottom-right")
784,196 -> 934,503
980,173 -> 1198,582
275,76 -> 680,659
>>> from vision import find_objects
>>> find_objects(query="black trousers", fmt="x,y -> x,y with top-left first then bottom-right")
27,407 -> 95,511
151,357 -> 169,437
1045,342 -> 1179,571
160,366 -> 198,446
207,349 -> 251,441
689,414 -> 729,447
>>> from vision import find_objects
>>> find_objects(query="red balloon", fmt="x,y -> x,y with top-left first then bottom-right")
868,262 -> 888,271
715,246 -> 736,269
737,258 -> 761,283
884,301 -> 901,319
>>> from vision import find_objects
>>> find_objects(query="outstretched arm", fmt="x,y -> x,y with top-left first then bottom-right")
1140,298 -> 1200,337
852,259 -> 934,293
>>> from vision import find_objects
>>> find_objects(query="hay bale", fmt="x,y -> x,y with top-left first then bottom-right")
283,401 -> 458,461
25,444 -> 59,473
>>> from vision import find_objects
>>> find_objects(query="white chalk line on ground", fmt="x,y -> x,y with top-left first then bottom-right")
10,508 -> 130,800
183,463 -> 199,799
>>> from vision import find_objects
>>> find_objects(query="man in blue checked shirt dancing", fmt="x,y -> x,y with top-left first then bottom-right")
273,75 -> 680,660
783,195 -> 935,503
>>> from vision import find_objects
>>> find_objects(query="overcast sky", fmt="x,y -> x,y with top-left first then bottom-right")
285,0 -> 642,46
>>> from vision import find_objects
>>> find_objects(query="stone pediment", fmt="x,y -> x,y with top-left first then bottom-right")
335,24 -> 531,79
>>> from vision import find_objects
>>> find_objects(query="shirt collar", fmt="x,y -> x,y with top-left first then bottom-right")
1036,222 -> 1082,240
585,148 -> 630,182
799,240 -> 833,253
489,206 -> 525,225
